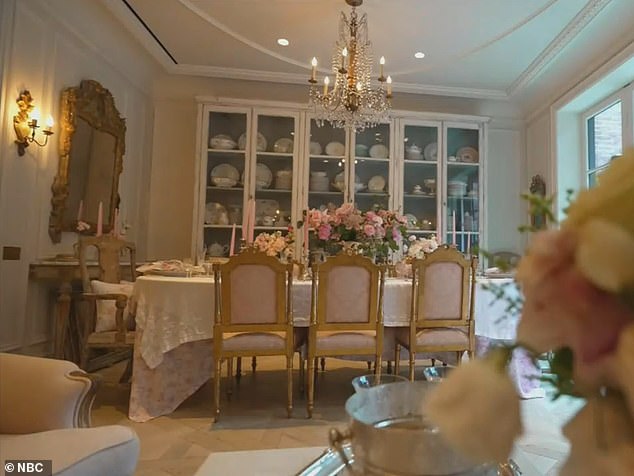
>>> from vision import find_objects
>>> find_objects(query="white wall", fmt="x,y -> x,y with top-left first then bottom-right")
0,0 -> 158,351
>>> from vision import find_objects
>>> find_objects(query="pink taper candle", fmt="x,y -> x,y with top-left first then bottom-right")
96,202 -> 103,236
452,211 -> 456,246
113,208 -> 119,237
248,200 -> 255,243
77,200 -> 84,222
304,212 -> 309,254
229,223 -> 236,256
242,200 -> 250,242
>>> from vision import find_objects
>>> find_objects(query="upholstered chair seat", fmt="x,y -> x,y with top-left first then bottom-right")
0,353 -> 139,476
315,331 -> 377,352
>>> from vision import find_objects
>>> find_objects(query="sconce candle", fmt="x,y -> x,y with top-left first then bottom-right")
13,90 -> 54,156
77,200 -> 84,223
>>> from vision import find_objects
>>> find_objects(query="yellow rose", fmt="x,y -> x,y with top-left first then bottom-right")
564,148 -> 634,237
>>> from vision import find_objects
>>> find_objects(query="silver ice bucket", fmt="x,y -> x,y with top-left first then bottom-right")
329,381 -> 491,475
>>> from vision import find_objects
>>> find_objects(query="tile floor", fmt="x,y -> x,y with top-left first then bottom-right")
91,358 -> 583,475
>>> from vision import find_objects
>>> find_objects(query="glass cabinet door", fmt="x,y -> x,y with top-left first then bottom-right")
352,123 -> 391,212
400,122 -> 440,238
444,124 -> 481,254
204,109 -> 249,257
251,112 -> 299,238
306,118 -> 347,211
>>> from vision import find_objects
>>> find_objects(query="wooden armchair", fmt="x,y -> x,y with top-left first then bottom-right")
394,245 -> 477,380
212,248 -> 296,421
77,235 -> 137,378
307,253 -> 385,418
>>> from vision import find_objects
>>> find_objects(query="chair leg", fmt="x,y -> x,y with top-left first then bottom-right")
286,355 -> 293,418
119,356 -> 133,383
366,361 -> 372,370
457,351 -> 463,365
214,358 -> 222,422
394,343 -> 401,376
431,358 -> 436,366
409,351 -> 416,381
375,355 -> 382,377
226,358 -> 234,399
386,361 -> 392,375
320,357 -> 326,372
251,356 -> 257,372
236,357 -> 242,381
298,354 -> 305,396
307,357 -> 315,418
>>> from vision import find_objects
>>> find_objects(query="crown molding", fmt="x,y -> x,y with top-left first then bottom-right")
507,0 -> 612,96
175,64 -> 509,100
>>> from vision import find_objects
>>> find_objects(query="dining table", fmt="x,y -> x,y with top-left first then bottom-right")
128,274 -> 542,422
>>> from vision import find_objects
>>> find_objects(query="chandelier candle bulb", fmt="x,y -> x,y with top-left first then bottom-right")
386,75 -> 393,97
379,56 -> 385,79
341,47 -> 348,72
310,57 -> 318,82
323,76 -> 330,95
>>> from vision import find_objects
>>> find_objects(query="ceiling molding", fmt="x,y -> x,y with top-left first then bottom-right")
507,0 -> 612,96
175,63 -> 509,100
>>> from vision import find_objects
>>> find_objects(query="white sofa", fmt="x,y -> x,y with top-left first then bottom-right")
0,353 -> 139,476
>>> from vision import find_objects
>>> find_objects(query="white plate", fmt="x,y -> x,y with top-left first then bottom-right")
457,146 -> 479,163
209,134 -> 237,150
309,141 -> 323,155
256,163 -> 273,189
238,132 -> 267,152
325,141 -> 345,156
210,163 -> 240,182
369,143 -> 388,159
423,142 -> 437,161
255,199 -> 279,219
368,175 -> 386,192
205,202 -> 228,225
273,138 -> 294,153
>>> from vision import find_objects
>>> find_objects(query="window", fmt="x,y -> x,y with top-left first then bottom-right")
586,101 -> 622,186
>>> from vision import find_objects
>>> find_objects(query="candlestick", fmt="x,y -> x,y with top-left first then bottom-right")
77,200 -> 83,223
96,202 -> 103,237
242,200 -> 250,242
467,236 -> 471,255
230,223 -> 236,256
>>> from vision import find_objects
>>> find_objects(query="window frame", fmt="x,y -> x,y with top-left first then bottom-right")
582,83 -> 634,187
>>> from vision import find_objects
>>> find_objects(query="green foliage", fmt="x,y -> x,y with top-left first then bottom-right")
541,348 -> 582,400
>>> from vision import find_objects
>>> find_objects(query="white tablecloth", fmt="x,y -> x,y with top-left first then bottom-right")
129,275 -> 534,421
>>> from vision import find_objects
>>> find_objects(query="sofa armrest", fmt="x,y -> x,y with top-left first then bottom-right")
0,353 -> 100,434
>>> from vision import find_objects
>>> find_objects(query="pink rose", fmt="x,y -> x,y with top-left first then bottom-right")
318,223 -> 332,240
363,224 -> 376,237
392,227 -> 402,242
375,226 -> 386,238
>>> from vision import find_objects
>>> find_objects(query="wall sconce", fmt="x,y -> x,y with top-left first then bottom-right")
13,90 -> 54,156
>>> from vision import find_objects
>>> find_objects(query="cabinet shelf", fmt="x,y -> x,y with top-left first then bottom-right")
404,194 -> 436,199
257,152 -> 293,159
356,192 -> 389,196
447,161 -> 479,167
310,155 -> 345,160
207,186 -> 244,191
355,156 -> 389,162
254,226 -> 289,231
256,189 -> 292,194
204,224 -> 242,229
308,191 -> 343,195
404,160 -> 437,165
406,229 -> 437,234
208,148 -> 245,154
447,195 -> 478,200
447,231 -> 480,235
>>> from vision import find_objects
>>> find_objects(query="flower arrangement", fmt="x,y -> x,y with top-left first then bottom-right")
404,234 -> 439,259
306,203 -> 407,260
425,149 -> 634,474
253,229 -> 294,262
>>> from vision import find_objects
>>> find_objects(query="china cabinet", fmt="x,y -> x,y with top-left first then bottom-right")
195,99 -> 487,257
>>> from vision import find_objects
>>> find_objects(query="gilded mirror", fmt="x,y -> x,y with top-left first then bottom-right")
49,80 -> 125,243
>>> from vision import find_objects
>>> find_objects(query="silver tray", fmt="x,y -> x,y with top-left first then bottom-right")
296,444 -> 518,476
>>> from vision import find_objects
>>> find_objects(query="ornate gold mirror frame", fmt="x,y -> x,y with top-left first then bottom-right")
49,80 -> 126,243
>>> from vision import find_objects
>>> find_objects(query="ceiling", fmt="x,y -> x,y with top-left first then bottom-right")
110,0 -> 633,104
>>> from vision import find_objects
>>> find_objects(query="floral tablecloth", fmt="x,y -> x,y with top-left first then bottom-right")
129,275 -> 541,421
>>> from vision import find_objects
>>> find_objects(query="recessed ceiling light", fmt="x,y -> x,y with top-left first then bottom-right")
277,38 -> 289,46
414,51 -> 425,59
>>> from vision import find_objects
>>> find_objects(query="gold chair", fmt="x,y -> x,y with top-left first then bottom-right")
212,248 -> 295,421
307,253 -> 385,418
77,234 -> 136,379
394,245 -> 477,381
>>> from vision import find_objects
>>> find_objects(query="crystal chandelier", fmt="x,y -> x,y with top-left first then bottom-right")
308,0 -> 392,131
